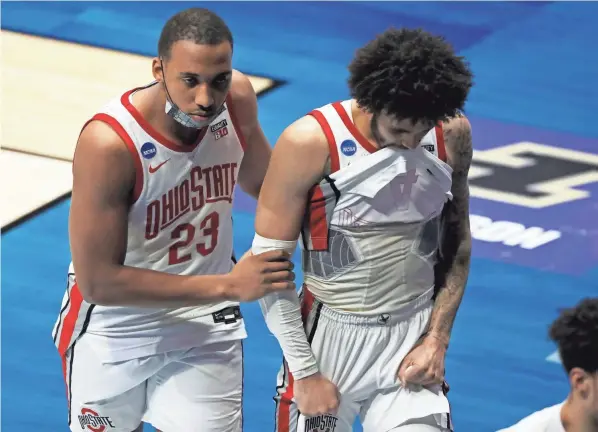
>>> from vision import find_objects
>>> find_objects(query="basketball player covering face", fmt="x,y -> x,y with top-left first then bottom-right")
252,29 -> 474,431
52,8 -> 294,432
497,298 -> 598,432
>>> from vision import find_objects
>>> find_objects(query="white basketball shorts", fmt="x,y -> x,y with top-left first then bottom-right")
274,286 -> 452,432
61,325 -> 244,431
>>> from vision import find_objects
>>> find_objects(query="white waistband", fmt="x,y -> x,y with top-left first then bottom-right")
309,286 -> 435,327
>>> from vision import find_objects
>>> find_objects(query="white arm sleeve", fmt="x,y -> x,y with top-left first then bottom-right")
252,233 -> 319,380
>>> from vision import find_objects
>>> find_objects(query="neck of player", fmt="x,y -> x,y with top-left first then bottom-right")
351,101 -> 379,150
561,395 -> 598,432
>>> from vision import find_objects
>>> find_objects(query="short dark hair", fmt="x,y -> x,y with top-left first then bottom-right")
348,28 -> 473,123
158,8 -> 233,59
549,297 -> 598,375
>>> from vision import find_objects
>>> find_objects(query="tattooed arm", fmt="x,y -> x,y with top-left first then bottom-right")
397,114 -> 473,386
427,114 -> 473,347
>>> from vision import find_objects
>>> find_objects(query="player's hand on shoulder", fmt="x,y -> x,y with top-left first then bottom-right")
225,250 -> 296,302
294,372 -> 340,417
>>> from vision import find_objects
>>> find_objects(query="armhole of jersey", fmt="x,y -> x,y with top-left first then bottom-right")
308,109 -> 339,173
225,93 -> 247,152
435,123 -> 447,163
85,113 -> 144,203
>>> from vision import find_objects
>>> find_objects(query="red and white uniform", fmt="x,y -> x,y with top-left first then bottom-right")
275,100 -> 454,432
301,100 -> 452,315
51,82 -> 247,432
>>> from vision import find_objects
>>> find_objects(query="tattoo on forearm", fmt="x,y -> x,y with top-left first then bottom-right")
429,116 -> 473,342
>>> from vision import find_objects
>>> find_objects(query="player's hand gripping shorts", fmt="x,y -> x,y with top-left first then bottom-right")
274,287 -> 452,432
61,333 -> 244,432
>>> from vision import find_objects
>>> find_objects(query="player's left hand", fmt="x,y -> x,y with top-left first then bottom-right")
397,334 -> 447,388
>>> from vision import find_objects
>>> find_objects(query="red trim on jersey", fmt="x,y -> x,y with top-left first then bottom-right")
57,283 -> 83,359
120,87 -> 207,153
277,286 -> 316,432
61,353 -> 69,401
332,101 -> 378,154
57,282 -> 83,402
225,93 -> 247,152
305,184 -> 329,250
308,109 -> 339,173
91,113 -> 144,203
435,123 -> 447,162
277,366 -> 294,432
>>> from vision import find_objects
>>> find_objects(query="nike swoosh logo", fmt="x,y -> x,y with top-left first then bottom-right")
149,159 -> 170,174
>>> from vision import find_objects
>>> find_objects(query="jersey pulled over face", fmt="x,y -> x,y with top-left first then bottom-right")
300,100 -> 452,316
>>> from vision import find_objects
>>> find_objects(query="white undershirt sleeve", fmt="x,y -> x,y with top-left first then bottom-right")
252,233 -> 319,380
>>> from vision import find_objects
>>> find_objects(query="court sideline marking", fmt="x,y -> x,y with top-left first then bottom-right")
0,30 -> 283,232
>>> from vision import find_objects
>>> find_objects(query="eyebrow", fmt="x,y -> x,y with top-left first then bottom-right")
179,71 -> 233,80
390,127 -> 411,134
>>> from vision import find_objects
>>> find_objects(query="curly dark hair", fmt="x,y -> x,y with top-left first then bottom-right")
549,297 -> 598,375
158,8 -> 233,60
348,28 -> 473,123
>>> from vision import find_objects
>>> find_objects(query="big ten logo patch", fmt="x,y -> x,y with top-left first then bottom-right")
340,139 -> 357,156
78,407 -> 115,431
305,414 -> 338,432
210,119 -> 229,140
140,142 -> 157,160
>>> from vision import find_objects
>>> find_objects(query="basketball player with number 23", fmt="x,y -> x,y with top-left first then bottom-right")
252,28 -> 474,431
51,8 -> 295,432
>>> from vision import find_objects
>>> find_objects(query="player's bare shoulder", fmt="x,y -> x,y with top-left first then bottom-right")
73,119 -> 136,196
278,114 -> 330,171
229,70 -> 256,102
76,120 -> 132,165
258,113 -> 331,200
441,113 -> 473,175
226,70 -> 258,130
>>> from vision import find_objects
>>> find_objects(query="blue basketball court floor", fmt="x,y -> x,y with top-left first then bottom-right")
2,2 -> 598,431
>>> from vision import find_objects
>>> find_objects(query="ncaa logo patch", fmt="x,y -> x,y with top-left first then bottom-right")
140,142 -> 157,160
340,139 -> 357,156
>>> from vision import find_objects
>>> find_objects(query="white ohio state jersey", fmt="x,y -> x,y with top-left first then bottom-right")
52,82 -> 247,362
300,100 -> 453,315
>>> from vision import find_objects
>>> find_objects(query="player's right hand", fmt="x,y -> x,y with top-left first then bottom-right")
226,250 -> 296,302
294,372 -> 340,417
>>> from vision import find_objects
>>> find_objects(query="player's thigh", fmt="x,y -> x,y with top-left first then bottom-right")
387,415 -> 452,432
144,340 -> 244,432
65,335 -> 152,432
296,402 -> 360,432
274,364 -> 360,432
275,389 -> 357,432
360,384 -> 451,432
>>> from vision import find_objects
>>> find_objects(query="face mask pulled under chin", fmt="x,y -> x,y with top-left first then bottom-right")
164,98 -> 207,129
